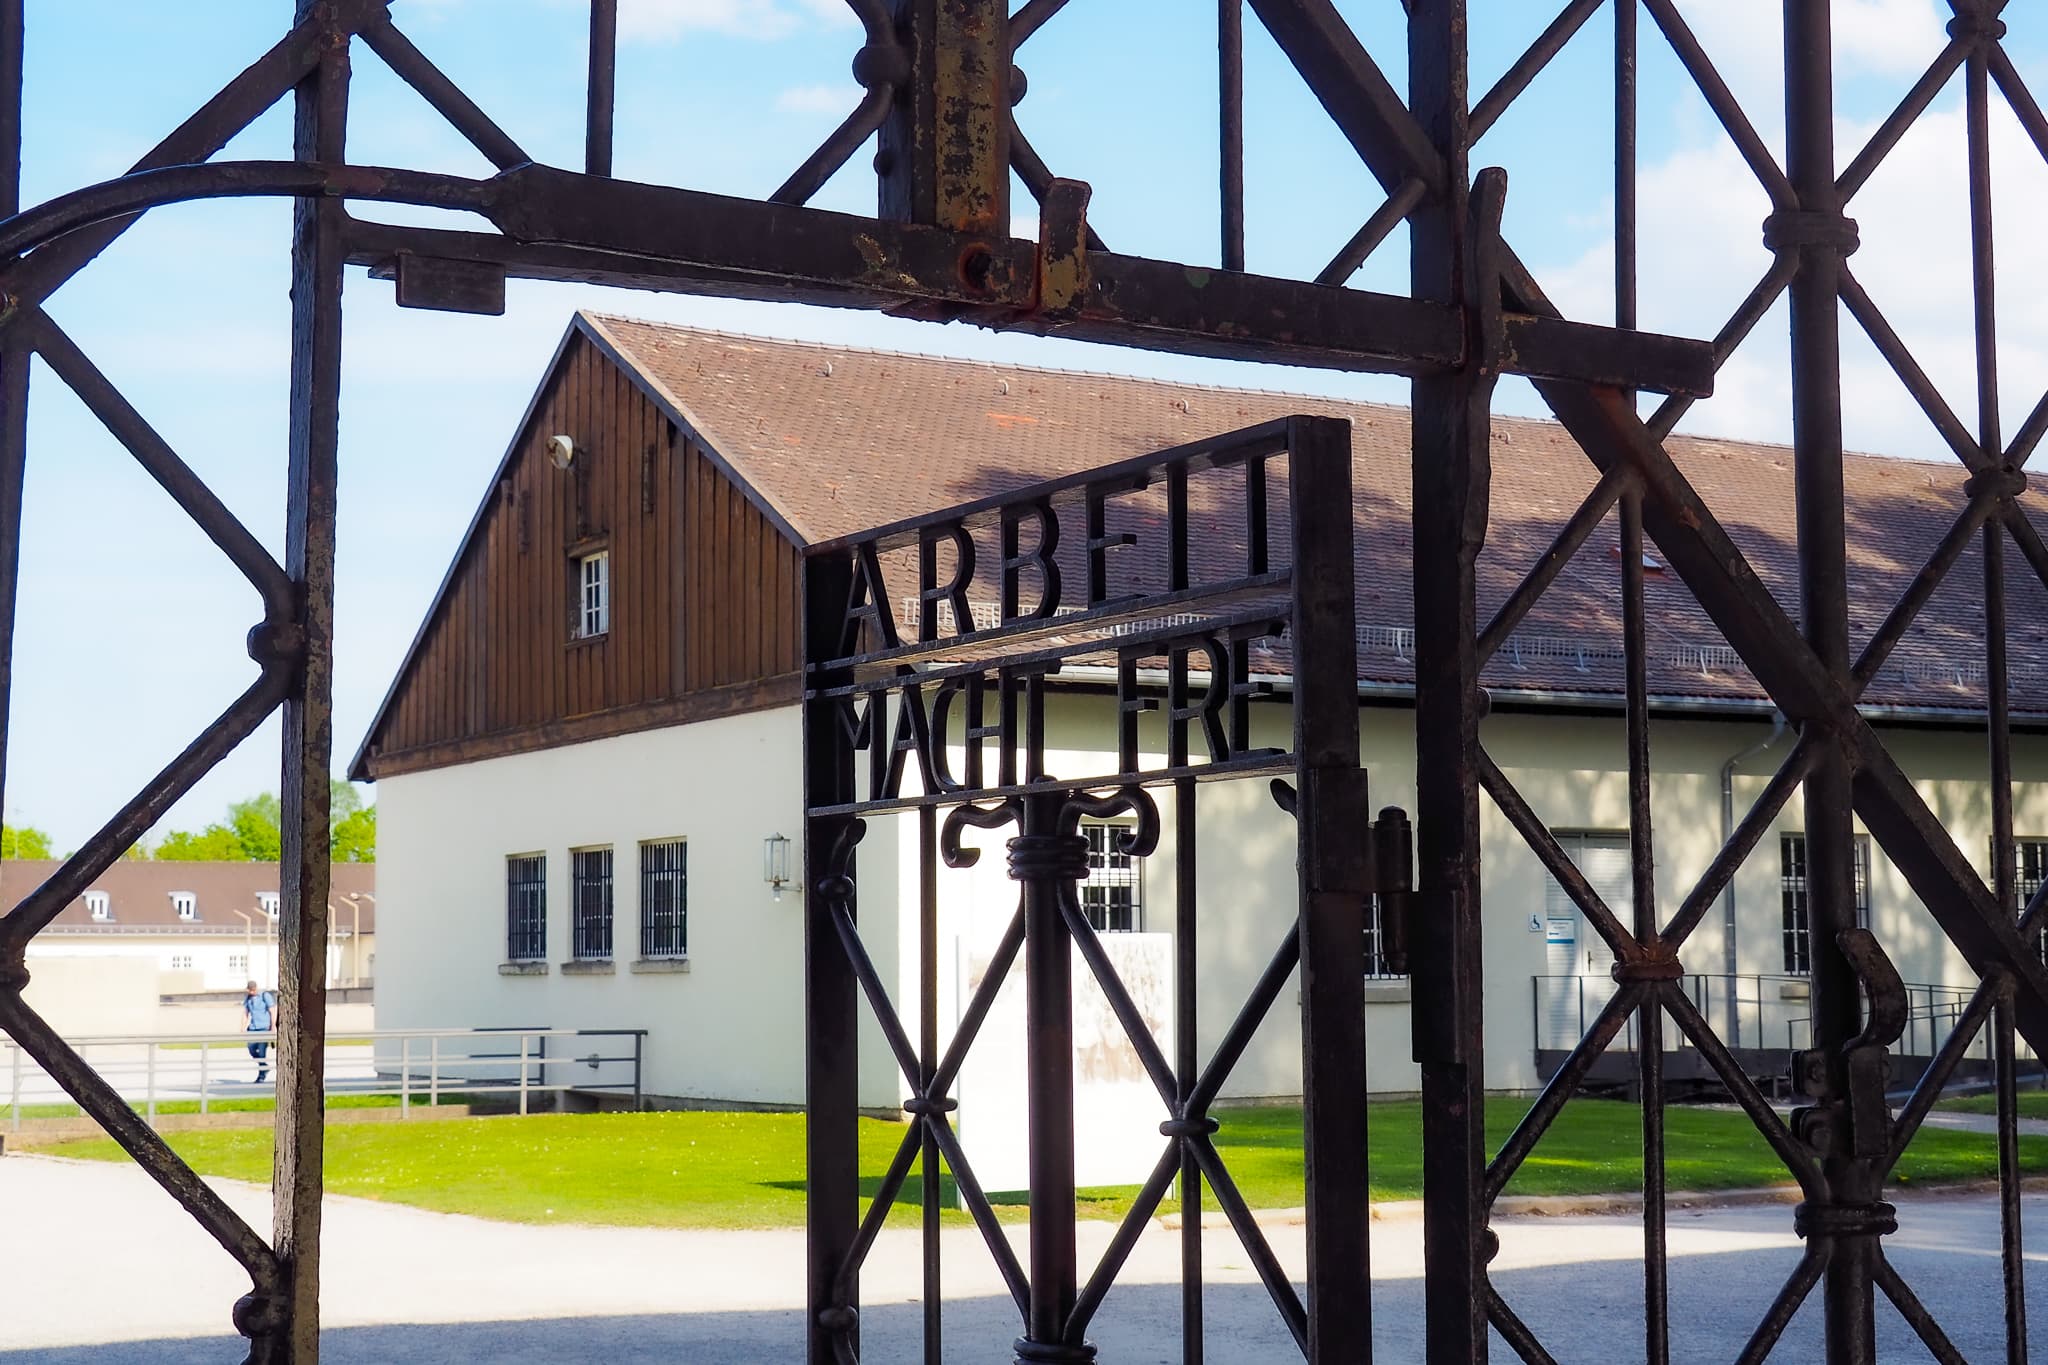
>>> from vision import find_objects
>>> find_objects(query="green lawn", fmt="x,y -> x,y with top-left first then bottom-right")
13,1092 -> 469,1121
38,1099 -> 2047,1231
1936,1090 -> 2048,1119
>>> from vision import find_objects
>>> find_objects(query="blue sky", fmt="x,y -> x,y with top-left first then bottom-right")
7,0 -> 2047,849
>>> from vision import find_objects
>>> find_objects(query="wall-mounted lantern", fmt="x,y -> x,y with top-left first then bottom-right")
764,833 -> 799,901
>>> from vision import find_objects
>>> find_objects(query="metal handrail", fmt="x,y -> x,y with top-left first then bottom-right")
1,1025 -> 648,1131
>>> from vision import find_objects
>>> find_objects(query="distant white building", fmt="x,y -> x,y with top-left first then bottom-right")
354,315 -> 2048,1110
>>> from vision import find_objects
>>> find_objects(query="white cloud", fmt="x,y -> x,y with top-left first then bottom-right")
617,0 -> 858,42
1674,0 -> 1950,82
775,83 -> 860,114
1529,91 -> 2048,463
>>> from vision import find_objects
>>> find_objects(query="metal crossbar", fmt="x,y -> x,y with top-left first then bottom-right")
0,2 -> 2040,1362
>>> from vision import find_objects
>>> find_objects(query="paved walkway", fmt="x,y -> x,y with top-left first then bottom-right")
1,1154 -> 2042,1361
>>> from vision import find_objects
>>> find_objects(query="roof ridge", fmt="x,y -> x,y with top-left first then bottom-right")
578,309 -> 1416,417
583,310 -> 1969,474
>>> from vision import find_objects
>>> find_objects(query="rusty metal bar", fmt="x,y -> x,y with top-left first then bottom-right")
1641,0 -> 1794,207
0,0 -> 23,943
1315,177 -> 1425,287
586,0 -> 616,177
1476,461 -> 1631,665
1851,495 -> 1998,694
359,15 -> 530,170
1485,1283 -> 1561,1365
1174,776 -> 1203,1364
1646,254 -> 1797,440
1662,734 -> 1816,951
1405,5 -> 1490,1357
1733,1245 -> 1830,1365
1837,267 -> 1986,471
918,805 -> 941,1365
1994,985 -> 2028,1364
1479,750 -> 1638,960
1286,413 -> 1371,1365
1220,0 -> 1244,272
1871,1254 -> 1968,1365
1485,981 -> 1644,1202
267,8 -> 350,1355
1469,0 -> 1602,141
1838,38 -> 1969,201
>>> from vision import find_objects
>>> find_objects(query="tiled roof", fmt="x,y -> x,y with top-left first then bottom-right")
589,312 -> 2048,716
1,861 -> 376,933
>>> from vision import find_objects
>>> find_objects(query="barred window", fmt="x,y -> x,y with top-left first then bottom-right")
1781,834 -> 1871,974
1364,895 -> 1403,979
2014,839 -> 2048,963
506,854 -> 547,961
640,839 -> 687,959
572,847 -> 615,960
1081,821 -> 1141,933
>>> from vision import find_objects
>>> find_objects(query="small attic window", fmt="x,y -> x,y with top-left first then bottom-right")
85,891 -> 110,922
171,891 -> 197,921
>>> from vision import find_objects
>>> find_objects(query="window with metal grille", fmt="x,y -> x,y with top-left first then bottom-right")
1781,833 -> 1871,974
2013,839 -> 2048,964
1363,895 -> 1403,978
639,839 -> 687,959
506,854 -> 546,961
85,890 -> 109,921
1081,822 -> 1141,933
576,550 -> 609,638
572,847 -> 614,960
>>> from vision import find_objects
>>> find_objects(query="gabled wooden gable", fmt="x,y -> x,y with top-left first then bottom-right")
352,321 -> 802,780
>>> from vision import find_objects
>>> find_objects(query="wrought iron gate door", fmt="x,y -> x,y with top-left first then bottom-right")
3,0 -> 2044,1361
798,417 -> 1377,1363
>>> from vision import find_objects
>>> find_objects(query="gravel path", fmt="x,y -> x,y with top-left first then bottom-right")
1,1153 -> 2042,1361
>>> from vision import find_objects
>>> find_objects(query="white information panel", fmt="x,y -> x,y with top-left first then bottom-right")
954,931 -> 1175,1200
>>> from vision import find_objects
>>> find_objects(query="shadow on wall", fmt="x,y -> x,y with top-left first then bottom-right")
8,1236 -> 2036,1363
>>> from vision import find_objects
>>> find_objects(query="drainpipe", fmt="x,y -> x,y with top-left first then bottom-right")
1720,712 -> 1786,1047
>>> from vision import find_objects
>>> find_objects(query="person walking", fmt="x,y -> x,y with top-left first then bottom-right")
241,980 -> 276,1084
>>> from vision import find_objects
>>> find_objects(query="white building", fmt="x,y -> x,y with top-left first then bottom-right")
354,314 -> 2048,1109
2,859 -> 376,1037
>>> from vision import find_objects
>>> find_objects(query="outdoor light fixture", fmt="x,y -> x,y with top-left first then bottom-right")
764,833 -> 798,901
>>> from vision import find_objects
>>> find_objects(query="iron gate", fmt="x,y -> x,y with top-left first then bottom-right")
0,1 -> 2043,1361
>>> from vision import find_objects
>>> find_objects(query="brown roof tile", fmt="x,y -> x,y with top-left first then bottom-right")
590,313 -> 2048,717
2,861 -> 375,933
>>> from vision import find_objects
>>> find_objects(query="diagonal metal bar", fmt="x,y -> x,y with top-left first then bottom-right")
2000,500 -> 2048,598
1065,1139 -> 1182,1340
930,900 -> 1024,1101
1732,1243 -> 1830,1365
359,14 -> 531,170
1486,981 -> 1644,1202
1485,1282 -> 1562,1365
1664,989 -> 1825,1197
1838,266 -> 1988,471
1851,495 -> 1999,694
829,900 -> 925,1088
830,1116 -> 924,1303
1852,727 -> 2048,1054
1244,0 -> 1446,198
1478,747 -> 1640,961
1315,176 -> 1425,286
2004,384 -> 2048,467
774,84 -> 896,207
1640,0 -> 1796,209
1646,253 -> 1798,441
1989,45 -> 2048,169
25,311 -> 293,618
0,666 -> 289,952
1186,924 -> 1300,1115
1059,887 -> 1180,1108
1008,0 -> 1071,46
923,1113 -> 1031,1318
1838,39 -> 1970,201
1187,1133 -> 1308,1352
1470,0 -> 1604,140
1662,733 -> 1815,950
1476,461 -> 1632,666
5,1 -> 361,308
0,992 -> 280,1286
1011,124 -> 1108,252
1884,977 -> 1997,1175
1872,1252 -> 1969,1365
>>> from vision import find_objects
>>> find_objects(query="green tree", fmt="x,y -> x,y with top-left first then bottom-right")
228,793 -> 282,862
1,824 -> 53,859
332,805 -> 376,863
155,825 -> 246,861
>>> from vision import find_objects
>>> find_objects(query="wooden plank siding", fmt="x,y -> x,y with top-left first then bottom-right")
359,334 -> 802,779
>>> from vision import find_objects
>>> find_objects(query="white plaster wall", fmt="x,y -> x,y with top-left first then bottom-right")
26,935 -> 359,991
375,707 -> 902,1110
20,955 -> 161,1037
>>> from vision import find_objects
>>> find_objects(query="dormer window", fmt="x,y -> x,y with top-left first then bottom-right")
171,891 -> 197,921
258,892 -> 281,920
576,550 -> 610,639
85,891 -> 110,922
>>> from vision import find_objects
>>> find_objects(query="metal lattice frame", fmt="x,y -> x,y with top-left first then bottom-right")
0,1 -> 2040,1362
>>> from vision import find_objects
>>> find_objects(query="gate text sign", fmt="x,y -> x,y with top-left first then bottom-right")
805,419 -> 1312,815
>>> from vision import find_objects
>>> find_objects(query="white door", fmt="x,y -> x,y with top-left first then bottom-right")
1542,834 -> 1633,1048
